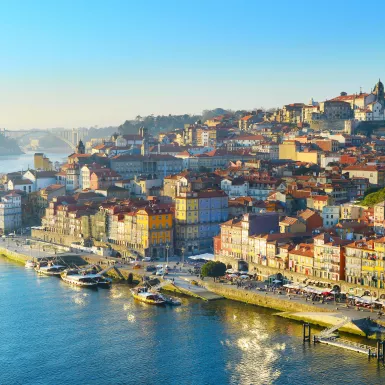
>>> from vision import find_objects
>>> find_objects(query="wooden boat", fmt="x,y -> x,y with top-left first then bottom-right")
131,287 -> 165,305
61,270 -> 98,288
35,263 -> 66,276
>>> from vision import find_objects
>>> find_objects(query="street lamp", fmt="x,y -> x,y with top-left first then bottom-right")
181,247 -> 185,265
166,244 -> 170,266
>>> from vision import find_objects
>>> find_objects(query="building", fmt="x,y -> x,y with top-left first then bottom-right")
23,170 -> 57,191
0,192 -> 22,234
279,217 -> 306,234
322,206 -> 340,228
90,169 -> 121,190
313,233 -> 347,281
343,165 -> 385,186
288,244 -> 314,276
110,154 -> 183,179
215,212 -> 279,262
319,100 -> 352,120
374,201 -> 385,234
136,204 -> 173,259
34,153 -> 53,171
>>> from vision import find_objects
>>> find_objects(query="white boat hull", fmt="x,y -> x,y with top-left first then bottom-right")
61,276 -> 98,288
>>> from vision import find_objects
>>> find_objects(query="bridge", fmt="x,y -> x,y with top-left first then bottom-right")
0,128 -> 89,151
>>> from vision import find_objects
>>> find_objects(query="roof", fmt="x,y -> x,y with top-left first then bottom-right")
280,217 -> 299,226
10,179 -> 33,185
331,93 -> 369,102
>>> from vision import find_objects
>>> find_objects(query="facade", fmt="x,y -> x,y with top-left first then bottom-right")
0,192 -> 22,234
110,154 -> 183,179
136,205 -> 173,259
322,206 -> 340,228
343,165 -> 385,186
313,233 -> 347,281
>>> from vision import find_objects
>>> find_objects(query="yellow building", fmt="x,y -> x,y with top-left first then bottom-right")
136,205 -> 173,259
175,192 -> 199,255
279,141 -> 299,160
34,153 -> 53,171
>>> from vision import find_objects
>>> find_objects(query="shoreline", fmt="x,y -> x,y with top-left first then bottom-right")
0,249 -> 383,338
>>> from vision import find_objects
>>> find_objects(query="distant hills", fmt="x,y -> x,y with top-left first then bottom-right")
0,134 -> 23,155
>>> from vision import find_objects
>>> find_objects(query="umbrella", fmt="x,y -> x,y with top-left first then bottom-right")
272,279 -> 282,283
239,270 -> 248,274
229,274 -> 238,278
240,275 -> 249,279
226,269 -> 233,273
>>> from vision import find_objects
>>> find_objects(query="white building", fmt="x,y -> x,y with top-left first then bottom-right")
322,206 -> 340,228
23,170 -> 57,191
7,179 -> 35,193
0,192 -> 22,234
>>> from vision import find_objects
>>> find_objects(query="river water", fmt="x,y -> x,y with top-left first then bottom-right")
0,258 -> 384,385
0,152 -> 68,174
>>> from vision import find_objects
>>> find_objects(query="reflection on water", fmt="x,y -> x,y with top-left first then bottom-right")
0,258 -> 385,385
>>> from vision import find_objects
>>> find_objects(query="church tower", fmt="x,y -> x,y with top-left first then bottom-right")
374,79 -> 384,106
76,140 -> 85,154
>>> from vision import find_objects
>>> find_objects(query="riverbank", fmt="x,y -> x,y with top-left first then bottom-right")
1,248 -> 384,338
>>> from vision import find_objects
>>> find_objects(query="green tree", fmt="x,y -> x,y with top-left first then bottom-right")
201,261 -> 226,281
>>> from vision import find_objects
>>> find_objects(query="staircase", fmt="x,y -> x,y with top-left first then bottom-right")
318,317 -> 352,338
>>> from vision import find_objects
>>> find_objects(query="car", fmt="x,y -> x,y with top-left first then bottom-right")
143,257 -> 151,262
133,264 -> 142,269
145,265 -> 157,272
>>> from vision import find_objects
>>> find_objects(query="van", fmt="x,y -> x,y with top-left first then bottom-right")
143,257 -> 151,262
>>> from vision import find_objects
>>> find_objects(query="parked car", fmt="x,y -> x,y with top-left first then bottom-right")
146,265 -> 157,272
133,264 -> 142,269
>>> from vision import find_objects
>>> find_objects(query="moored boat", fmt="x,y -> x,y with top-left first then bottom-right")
161,295 -> 182,306
85,273 -> 112,288
131,287 -> 165,305
35,263 -> 66,276
60,270 -> 98,288
25,260 -> 35,269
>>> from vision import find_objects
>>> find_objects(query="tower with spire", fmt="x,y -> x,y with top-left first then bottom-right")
373,79 -> 384,107
76,139 -> 85,154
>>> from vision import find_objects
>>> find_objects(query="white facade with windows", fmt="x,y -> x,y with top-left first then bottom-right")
0,193 -> 22,234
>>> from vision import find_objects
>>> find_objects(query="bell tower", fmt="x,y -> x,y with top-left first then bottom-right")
76,140 -> 85,154
374,79 -> 384,106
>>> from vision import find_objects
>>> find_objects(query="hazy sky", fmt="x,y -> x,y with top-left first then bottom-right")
1,0 -> 385,130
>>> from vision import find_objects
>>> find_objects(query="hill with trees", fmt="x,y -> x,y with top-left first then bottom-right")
0,133 -> 22,155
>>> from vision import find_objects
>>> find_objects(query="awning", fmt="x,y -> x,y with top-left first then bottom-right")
188,253 -> 215,261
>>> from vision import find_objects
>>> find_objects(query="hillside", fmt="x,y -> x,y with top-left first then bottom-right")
359,188 -> 385,207
0,134 -> 23,155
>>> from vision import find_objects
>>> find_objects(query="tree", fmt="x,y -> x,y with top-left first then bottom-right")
201,261 -> 226,281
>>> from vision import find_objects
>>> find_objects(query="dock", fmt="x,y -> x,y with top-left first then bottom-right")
164,277 -> 223,301
316,336 -> 376,356
306,317 -> 384,359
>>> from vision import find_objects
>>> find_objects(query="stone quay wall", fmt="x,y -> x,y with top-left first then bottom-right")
0,248 -> 29,264
31,229 -> 79,247
202,281 -> 331,313
215,254 -> 385,298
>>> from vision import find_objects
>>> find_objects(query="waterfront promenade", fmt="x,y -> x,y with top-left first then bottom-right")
1,239 -> 384,337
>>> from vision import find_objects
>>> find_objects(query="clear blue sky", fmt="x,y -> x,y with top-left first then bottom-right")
1,0 -> 384,129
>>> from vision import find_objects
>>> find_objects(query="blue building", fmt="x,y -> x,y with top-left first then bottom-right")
197,190 -> 228,253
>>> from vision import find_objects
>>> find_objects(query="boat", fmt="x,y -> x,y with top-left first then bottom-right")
161,294 -> 182,306
25,260 -> 35,269
131,287 -> 166,305
35,263 -> 66,276
84,273 -> 112,288
60,270 -> 99,288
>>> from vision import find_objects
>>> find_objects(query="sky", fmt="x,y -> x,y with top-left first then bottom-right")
1,0 -> 385,130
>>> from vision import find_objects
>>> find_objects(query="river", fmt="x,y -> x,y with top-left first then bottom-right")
0,151 -> 68,174
0,259 -> 384,385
